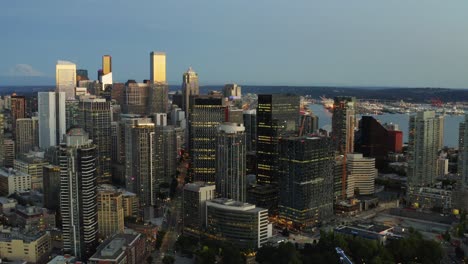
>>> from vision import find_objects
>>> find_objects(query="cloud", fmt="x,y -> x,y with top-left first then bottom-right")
7,64 -> 44,77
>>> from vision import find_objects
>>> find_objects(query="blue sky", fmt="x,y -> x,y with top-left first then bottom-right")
1,0 -> 468,87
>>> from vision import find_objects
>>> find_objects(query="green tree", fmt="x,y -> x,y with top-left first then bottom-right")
162,255 -> 175,264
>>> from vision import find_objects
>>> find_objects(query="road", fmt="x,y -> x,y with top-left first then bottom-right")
153,159 -> 187,264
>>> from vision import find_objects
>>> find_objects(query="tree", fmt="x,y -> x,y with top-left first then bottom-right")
221,246 -> 242,264
162,255 -> 175,264
146,256 -> 153,264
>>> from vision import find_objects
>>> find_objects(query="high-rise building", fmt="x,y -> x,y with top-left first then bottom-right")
76,69 -> 89,83
256,94 -> 299,184
188,95 -> 226,183
11,95 -> 26,137
206,198 -> 270,249
122,81 -> 149,115
150,52 -> 166,84
407,111 -> 444,187
301,112 -> 319,135
243,110 -> 257,152
278,136 -> 335,229
355,116 -> 403,169
124,118 -> 156,207
101,55 -> 113,91
97,185 -> 124,238
459,114 -> 468,187
0,114 -> 4,166
78,97 -> 112,183
216,122 -> 246,202
56,60 -> 77,100
59,128 -> 97,260
88,233 -> 146,264
15,117 -> 39,154
346,153 -> 377,197
43,164 -> 60,212
65,100 -> 80,130
182,67 -> 199,118
38,92 -> 66,149
147,83 -> 169,114
3,139 -> 15,168
182,182 -> 216,236
331,96 -> 356,154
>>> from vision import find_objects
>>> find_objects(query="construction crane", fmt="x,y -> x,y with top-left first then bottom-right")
335,247 -> 353,264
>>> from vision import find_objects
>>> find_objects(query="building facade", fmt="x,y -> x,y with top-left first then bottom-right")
278,136 -> 335,229
59,128 -> 98,260
182,67 -> 199,118
15,117 -> 39,154
407,111 -> 444,187
56,60 -> 77,100
183,182 -> 215,236
97,186 -> 125,238
331,96 -> 356,155
38,92 -> 66,149
216,122 -> 247,202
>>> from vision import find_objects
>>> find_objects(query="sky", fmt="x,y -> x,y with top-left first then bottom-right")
1,0 -> 468,87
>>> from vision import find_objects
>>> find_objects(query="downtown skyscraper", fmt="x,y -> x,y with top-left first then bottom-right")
38,92 -> 66,149
182,67 -> 199,117
256,94 -> 300,184
59,128 -> 98,261
78,97 -> 112,184
56,60 -> 76,100
278,136 -> 335,229
148,52 -> 169,114
216,122 -> 247,202
188,95 -> 226,183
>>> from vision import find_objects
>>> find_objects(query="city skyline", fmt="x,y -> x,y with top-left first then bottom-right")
2,1 -> 468,88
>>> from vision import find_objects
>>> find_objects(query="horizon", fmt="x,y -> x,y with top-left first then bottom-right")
2,1 -> 468,88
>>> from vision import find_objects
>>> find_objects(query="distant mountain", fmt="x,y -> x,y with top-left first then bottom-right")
0,76 -> 55,86
1,84 -> 466,103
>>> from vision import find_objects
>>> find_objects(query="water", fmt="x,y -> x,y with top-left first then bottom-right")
308,104 -> 465,148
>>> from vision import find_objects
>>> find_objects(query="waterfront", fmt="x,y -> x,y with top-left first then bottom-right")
308,104 -> 465,148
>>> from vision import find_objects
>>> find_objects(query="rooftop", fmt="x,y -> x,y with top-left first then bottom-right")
207,198 -> 266,213
89,233 -> 141,261
0,168 -> 30,178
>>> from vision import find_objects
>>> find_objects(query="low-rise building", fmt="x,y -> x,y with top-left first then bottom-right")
0,197 -> 17,214
334,223 -> 394,245
47,254 -> 77,264
407,186 -> 452,212
206,198 -> 271,249
88,232 -> 146,264
0,168 -> 31,196
15,205 -> 56,231
0,225 -> 51,263
14,153 -> 49,191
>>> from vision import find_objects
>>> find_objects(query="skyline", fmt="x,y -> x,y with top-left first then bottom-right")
2,1 -> 468,88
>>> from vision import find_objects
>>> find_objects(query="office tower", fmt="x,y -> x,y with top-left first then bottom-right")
97,185 -> 124,238
459,115 -> 468,187
111,121 -> 126,185
0,114 -> 4,166
111,83 -> 125,106
76,69 -> 89,83
243,110 -> 257,152
355,116 -> 403,169
78,98 -> 112,184
14,153 -> 48,190
170,106 -> 186,127
346,153 -> 377,197
59,128 -> 97,260
278,136 -> 335,229
147,83 -> 169,114
216,123 -> 246,202
124,118 -> 156,207
206,198 -> 270,249
223,83 -> 242,98
407,111 -> 444,187
150,52 -> 166,84
182,67 -> 199,117
101,55 -> 113,91
188,95 -> 226,183
183,182 -> 216,236
56,60 -> 77,100
11,95 -> 26,137
256,94 -> 300,184
332,96 -> 356,154
161,125 -> 178,188
122,81 -> 149,115
43,164 -> 60,211
38,92 -> 66,149
15,117 -> 39,154
3,139 -> 15,168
